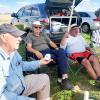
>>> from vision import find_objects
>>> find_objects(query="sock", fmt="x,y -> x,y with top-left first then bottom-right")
58,78 -> 62,83
96,76 -> 100,81
62,74 -> 68,80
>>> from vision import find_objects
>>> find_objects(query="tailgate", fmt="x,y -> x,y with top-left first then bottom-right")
45,0 -> 82,9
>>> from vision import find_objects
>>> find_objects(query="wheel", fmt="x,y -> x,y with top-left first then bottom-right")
81,23 -> 90,33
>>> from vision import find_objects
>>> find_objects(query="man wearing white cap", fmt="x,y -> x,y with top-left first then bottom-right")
26,21 -> 74,90
0,24 -> 51,100
60,24 -> 100,87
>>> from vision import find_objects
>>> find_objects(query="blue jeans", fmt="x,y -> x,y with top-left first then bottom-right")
35,48 -> 68,78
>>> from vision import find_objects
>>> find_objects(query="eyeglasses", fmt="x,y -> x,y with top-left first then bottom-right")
34,26 -> 42,29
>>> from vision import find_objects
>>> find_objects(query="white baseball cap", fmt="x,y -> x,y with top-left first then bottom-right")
33,21 -> 42,26
70,24 -> 78,29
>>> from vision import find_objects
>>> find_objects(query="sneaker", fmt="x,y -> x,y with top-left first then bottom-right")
58,78 -> 74,90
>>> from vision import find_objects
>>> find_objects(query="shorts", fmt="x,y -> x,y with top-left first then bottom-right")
68,51 -> 92,64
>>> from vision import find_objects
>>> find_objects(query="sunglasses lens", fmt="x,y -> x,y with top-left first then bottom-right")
34,27 -> 41,29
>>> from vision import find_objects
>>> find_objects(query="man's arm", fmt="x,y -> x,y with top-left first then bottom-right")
15,51 -> 51,72
86,47 -> 94,54
60,32 -> 69,50
49,41 -> 59,50
80,36 -> 94,54
22,58 -> 52,72
60,32 -> 68,46
26,43 -> 43,59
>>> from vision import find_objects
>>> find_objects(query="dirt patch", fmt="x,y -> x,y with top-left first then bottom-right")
0,14 -> 12,25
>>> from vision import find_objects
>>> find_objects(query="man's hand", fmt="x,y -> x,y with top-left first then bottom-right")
35,51 -> 43,59
89,49 -> 94,54
86,47 -> 94,54
40,58 -> 52,65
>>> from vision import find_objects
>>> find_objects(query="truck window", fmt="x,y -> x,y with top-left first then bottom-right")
17,8 -> 24,18
31,7 -> 40,16
22,7 -> 31,17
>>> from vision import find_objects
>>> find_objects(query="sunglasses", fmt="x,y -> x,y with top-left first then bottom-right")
34,26 -> 42,29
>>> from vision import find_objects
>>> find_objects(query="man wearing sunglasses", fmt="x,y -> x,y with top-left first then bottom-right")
26,21 -> 73,90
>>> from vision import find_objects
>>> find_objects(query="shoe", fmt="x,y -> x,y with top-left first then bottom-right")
95,77 -> 100,87
58,78 -> 74,90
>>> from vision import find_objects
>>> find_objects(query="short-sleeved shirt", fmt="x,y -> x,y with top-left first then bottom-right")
60,34 -> 88,54
26,32 -> 51,51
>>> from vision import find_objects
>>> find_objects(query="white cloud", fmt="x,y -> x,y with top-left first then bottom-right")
75,0 -> 99,12
16,1 -> 32,7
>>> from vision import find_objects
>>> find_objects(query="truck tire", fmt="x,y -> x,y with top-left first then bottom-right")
81,23 -> 90,33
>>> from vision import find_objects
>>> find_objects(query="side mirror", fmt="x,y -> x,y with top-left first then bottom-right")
11,13 -> 18,18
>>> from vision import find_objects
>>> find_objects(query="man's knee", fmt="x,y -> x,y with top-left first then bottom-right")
41,74 -> 50,83
89,55 -> 99,62
81,58 -> 90,65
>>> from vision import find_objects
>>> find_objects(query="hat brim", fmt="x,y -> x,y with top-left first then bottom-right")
71,25 -> 78,29
10,29 -> 25,37
71,24 -> 78,29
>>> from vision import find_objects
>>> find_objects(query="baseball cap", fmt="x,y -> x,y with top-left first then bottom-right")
70,24 -> 78,29
32,21 -> 42,26
0,24 -> 25,37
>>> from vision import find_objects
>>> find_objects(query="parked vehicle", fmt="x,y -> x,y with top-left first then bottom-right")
11,3 -> 48,32
78,11 -> 100,33
95,8 -> 100,18
11,0 -> 82,44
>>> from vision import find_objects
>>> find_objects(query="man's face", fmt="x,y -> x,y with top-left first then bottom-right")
32,25 -> 42,35
69,27 -> 79,37
5,33 -> 22,51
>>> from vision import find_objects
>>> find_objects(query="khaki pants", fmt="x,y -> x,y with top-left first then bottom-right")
22,74 -> 50,100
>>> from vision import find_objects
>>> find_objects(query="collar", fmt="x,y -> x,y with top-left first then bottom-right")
0,47 -> 10,60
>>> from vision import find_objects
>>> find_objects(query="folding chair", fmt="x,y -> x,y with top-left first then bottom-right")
90,29 -> 100,62
67,59 -> 84,76
90,29 -> 100,48
90,29 -> 100,56
66,53 -> 84,76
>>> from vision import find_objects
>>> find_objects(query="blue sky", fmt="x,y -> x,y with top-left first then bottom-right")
0,0 -> 100,13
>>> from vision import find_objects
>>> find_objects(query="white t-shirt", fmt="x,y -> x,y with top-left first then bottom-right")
60,34 -> 88,54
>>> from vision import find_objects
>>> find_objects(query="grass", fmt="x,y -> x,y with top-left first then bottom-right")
18,29 -> 100,100
15,24 -> 24,31
0,14 -> 99,99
